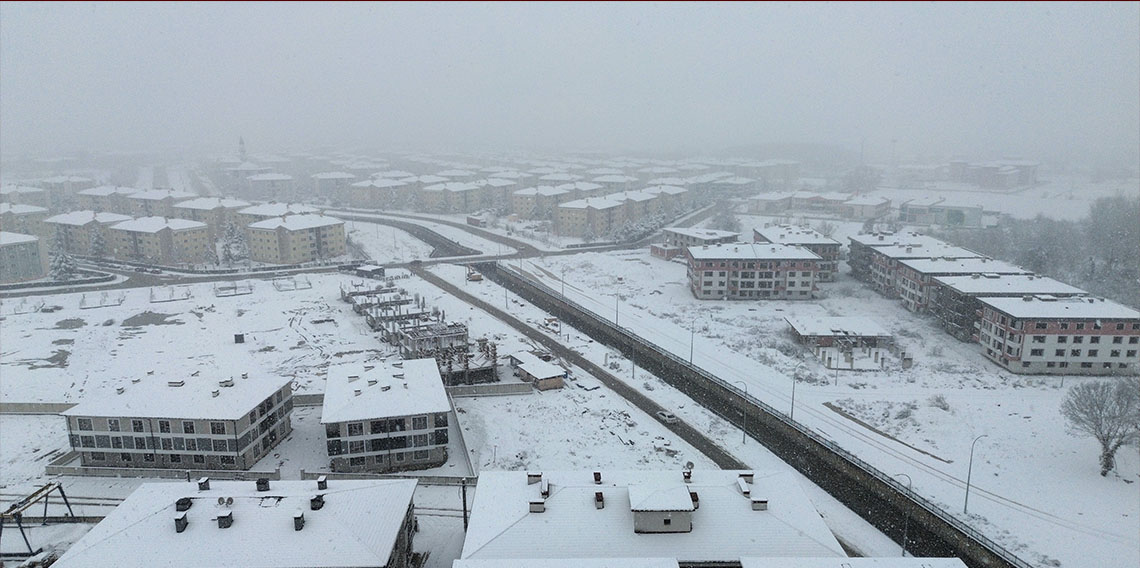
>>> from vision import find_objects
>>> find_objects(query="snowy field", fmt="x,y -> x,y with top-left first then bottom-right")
345,220 -> 435,263
505,250 -> 1139,568
326,210 -> 517,257
869,177 -> 1139,221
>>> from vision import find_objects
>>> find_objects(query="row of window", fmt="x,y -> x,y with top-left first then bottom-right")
325,414 -> 447,438
327,430 -> 447,456
77,417 -> 228,435
74,434 -> 235,453
87,452 -> 236,465
1032,321 -> 1139,331
342,450 -> 433,467
1030,335 -> 1138,345
1027,348 -> 1137,358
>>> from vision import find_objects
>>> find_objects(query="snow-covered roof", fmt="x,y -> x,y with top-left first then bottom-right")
785,316 -> 892,338
311,171 -> 356,180
455,559 -> 680,568
931,274 -> 1087,297
76,185 -> 139,197
638,166 -> 679,174
41,175 -> 93,183
586,167 -> 624,175
749,192 -> 796,202
173,197 -> 250,211
642,185 -> 687,196
321,359 -> 450,424
842,195 -> 890,206
556,181 -> 604,192
460,470 -> 845,562
479,177 -> 517,188
488,170 -> 532,179
686,172 -> 734,184
225,161 -> 270,172
663,228 -> 739,241
978,296 -> 1140,321
247,173 -> 294,182
627,483 -> 695,512
111,216 -> 208,233
613,191 -> 657,203
897,257 -> 1028,276
63,373 -> 290,420
0,184 -> 45,195
900,196 -> 944,208
423,182 -> 481,193
848,231 -> 940,248
516,186 -> 570,198
373,170 -> 416,179
868,242 -> 981,260
239,203 -> 319,217
687,242 -> 822,261
44,210 -> 133,226
51,479 -> 417,568
593,175 -> 639,183
540,173 -> 584,182
753,226 -> 841,246
248,214 -> 343,231
0,231 -> 38,245
400,175 -> 449,184
128,189 -> 197,202
715,176 -> 754,185
351,178 -> 408,188
740,559 -> 967,568
0,202 -> 48,215
646,177 -> 689,186
559,197 -> 624,211
436,169 -> 476,177
518,357 -> 565,381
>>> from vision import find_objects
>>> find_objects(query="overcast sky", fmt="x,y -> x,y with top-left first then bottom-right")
2,2 -> 1138,164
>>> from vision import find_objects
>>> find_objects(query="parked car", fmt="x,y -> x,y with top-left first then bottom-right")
656,410 -> 679,424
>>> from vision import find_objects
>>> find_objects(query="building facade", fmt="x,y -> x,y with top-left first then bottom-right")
44,210 -> 134,256
929,274 -> 1088,342
752,225 -> 841,282
108,217 -> 211,264
0,231 -> 47,283
247,214 -> 347,264
895,257 -> 1030,313
685,243 -> 821,300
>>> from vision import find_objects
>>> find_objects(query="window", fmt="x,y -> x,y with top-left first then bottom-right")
1030,349 -> 1044,356
1055,349 -> 1065,357
96,435 -> 110,448
1071,349 -> 1081,356
1057,336 -> 1068,344
210,422 -> 226,435
182,421 -> 195,434
159,420 -> 171,433
161,438 -> 173,450
1111,350 -> 1121,357
325,423 -> 341,438
663,518 -> 672,526
1073,336 -> 1084,344
1113,337 -> 1123,344
1080,362 -> 1093,368
1130,337 -> 1139,344
349,440 -> 365,454
81,436 -> 95,448
212,439 -> 227,452
413,449 -> 430,460
347,422 -> 364,437
1046,362 -> 1056,368
394,451 -> 406,462
1035,322 -> 1047,329
1022,362 -> 1030,368
185,438 -> 197,451
193,454 -> 205,464
435,413 -> 449,428
1090,336 -> 1100,344
144,453 -> 155,462
327,440 -> 342,455
414,434 -> 430,447
121,452 -> 132,462
1104,363 -> 1113,369
112,437 -> 123,449
370,420 -> 387,434
349,456 -> 366,466
91,452 -> 105,461
1088,350 -> 1098,357
77,418 -> 93,431
1032,336 -> 1045,343
108,419 -> 120,432
134,437 -> 146,449
1059,362 -> 1069,368
221,456 -> 235,465
1060,323 -> 1069,330
412,416 -> 428,430
132,419 -> 144,432
1128,350 -> 1138,357
1076,323 -> 1085,330
170,454 -> 182,463
1133,323 -> 1140,330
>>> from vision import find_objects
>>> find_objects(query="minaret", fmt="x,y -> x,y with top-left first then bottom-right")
238,136 -> 247,161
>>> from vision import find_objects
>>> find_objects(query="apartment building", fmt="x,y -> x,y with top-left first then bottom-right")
311,171 -> 357,202
930,273 -> 1088,342
44,210 -> 134,255
641,184 -> 690,212
847,232 -> 980,293
0,203 -> 51,238
895,257 -> 1030,312
556,196 -> 626,237
109,217 -> 211,264
321,360 -> 451,473
685,242 -> 821,300
420,182 -> 482,213
662,228 -> 739,248
346,178 -> 409,208
51,478 -> 417,568
899,197 -> 984,227
171,197 -> 251,239
0,185 -> 48,208
247,214 -> 346,264
76,185 -> 139,214
747,192 -> 795,215
513,186 -> 571,219
460,470 -> 845,565
0,232 -> 47,283
125,189 -> 198,218
61,374 -> 293,470
840,195 -> 891,220
752,225 -> 841,282
39,175 -> 95,210
246,172 -> 295,200
977,295 -> 1140,375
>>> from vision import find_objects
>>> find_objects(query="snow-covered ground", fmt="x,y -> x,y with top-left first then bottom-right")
344,220 -> 435,263
502,250 -> 1139,568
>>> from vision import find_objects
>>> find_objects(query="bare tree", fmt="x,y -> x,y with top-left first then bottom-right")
1060,377 -> 1140,476
815,220 -> 837,238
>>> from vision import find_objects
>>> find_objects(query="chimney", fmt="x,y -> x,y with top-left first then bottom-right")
310,494 -> 324,510
198,477 -> 210,491
594,491 -> 604,509
593,471 -> 602,485
751,495 -> 769,511
293,510 -> 305,531
317,475 -> 327,490
176,497 -> 193,512
529,499 -> 545,513
739,471 -> 754,484
690,491 -> 700,509
682,470 -> 692,483
217,510 -> 233,529
256,478 -> 270,492
174,511 -> 188,533
540,478 -> 550,497
527,472 -> 543,485
737,477 -> 751,496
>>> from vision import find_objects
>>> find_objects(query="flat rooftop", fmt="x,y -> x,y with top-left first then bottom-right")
897,257 -> 1028,276
931,274 -> 1087,297
754,225 -> 841,246
979,296 -> 1140,321
687,242 -> 822,261
321,359 -> 450,424
785,316 -> 892,338
63,373 -> 290,421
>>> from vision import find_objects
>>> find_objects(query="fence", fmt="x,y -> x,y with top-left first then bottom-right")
446,382 -> 533,397
485,260 -> 1033,568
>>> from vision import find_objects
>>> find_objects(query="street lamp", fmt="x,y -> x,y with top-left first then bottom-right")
789,363 -> 803,422
561,265 -> 566,299
733,381 -> 748,444
963,434 -> 989,515
894,473 -> 912,557
689,314 -> 697,364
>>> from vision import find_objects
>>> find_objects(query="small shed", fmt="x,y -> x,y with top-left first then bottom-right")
354,264 -> 386,279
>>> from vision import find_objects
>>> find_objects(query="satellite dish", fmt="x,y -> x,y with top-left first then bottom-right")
225,497 -> 234,506
217,497 -> 225,505
684,461 -> 695,471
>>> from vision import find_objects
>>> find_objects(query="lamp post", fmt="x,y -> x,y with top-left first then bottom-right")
733,381 -> 748,444
894,473 -> 912,557
614,293 -> 620,325
790,363 -> 803,422
964,434 -> 988,515
689,314 -> 696,364
561,265 -> 566,299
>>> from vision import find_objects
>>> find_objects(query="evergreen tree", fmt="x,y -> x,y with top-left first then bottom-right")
88,227 -> 107,258
222,223 -> 248,263
49,233 -> 77,281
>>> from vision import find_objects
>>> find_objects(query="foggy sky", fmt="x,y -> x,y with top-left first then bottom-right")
2,2 -> 1138,164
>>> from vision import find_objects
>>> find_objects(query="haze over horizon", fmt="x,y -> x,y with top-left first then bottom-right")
2,2 -> 1138,166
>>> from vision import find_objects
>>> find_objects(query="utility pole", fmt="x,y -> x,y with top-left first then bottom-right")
461,477 -> 469,532
964,434 -> 989,515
